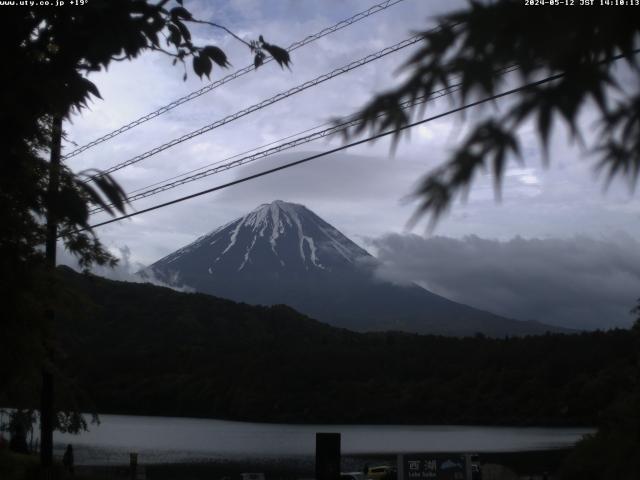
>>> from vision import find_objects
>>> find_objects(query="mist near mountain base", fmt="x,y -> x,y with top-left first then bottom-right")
57,244 -> 194,293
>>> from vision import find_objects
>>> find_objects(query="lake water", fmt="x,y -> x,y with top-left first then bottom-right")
52,414 -> 592,465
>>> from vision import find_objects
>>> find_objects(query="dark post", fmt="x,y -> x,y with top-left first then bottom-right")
316,433 -> 341,480
40,113 -> 63,471
130,452 -> 138,480
39,368 -> 53,466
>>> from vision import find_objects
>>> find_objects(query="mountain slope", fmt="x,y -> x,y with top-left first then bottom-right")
144,200 -> 564,336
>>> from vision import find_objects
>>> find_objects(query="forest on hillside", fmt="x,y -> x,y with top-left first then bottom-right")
20,267 -> 639,426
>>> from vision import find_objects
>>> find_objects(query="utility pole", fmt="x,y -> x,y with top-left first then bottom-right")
315,433 -> 341,480
41,113 -> 63,473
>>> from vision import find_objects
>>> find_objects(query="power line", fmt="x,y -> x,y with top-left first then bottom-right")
62,0 -> 409,160
90,65 -> 521,214
71,70 -> 568,235
88,34 -> 423,180
89,84 -> 460,215
125,121 -> 336,196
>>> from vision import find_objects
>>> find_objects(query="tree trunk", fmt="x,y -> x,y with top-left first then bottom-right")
40,114 -> 63,470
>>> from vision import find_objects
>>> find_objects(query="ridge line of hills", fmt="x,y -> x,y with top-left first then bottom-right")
51,266 -> 636,426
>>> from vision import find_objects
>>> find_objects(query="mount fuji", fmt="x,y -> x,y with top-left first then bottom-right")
143,200 -> 563,336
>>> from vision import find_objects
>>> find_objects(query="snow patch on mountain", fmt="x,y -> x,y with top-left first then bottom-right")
239,235 -> 257,271
222,215 -> 247,255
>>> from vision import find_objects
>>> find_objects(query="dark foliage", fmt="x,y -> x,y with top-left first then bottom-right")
557,305 -> 640,480
44,268 -> 640,426
559,393 -> 640,480
341,1 -> 640,225
0,0 -> 289,271
0,0 -> 289,405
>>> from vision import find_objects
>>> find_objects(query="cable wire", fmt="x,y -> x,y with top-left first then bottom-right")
90,64 -> 521,214
89,34 -> 423,180
62,0 -> 409,160
125,121 -> 336,196
71,70 -> 569,235
89,84 -> 460,214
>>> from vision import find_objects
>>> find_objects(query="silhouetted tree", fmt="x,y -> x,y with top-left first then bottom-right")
342,1 -> 639,224
0,0 -> 290,452
631,299 -> 640,335
1,0 -> 290,272
5,410 -> 34,454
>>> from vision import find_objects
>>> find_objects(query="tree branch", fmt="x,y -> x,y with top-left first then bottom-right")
185,18 -> 252,49
149,45 -> 181,58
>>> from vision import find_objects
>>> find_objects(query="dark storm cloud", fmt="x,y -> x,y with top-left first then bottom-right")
370,234 -> 640,330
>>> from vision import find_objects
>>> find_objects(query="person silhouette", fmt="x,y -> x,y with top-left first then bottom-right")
62,444 -> 74,475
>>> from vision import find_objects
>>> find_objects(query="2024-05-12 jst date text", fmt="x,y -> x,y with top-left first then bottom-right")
525,0 -> 640,6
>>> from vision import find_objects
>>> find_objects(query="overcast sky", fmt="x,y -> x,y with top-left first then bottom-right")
61,0 -> 640,329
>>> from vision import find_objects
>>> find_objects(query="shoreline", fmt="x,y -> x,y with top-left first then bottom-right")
45,409 -> 594,429
72,449 -> 573,480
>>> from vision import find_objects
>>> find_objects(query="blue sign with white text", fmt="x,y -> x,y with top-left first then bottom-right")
404,454 -> 466,480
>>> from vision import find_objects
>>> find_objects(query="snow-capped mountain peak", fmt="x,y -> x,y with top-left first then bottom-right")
150,200 -> 370,277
